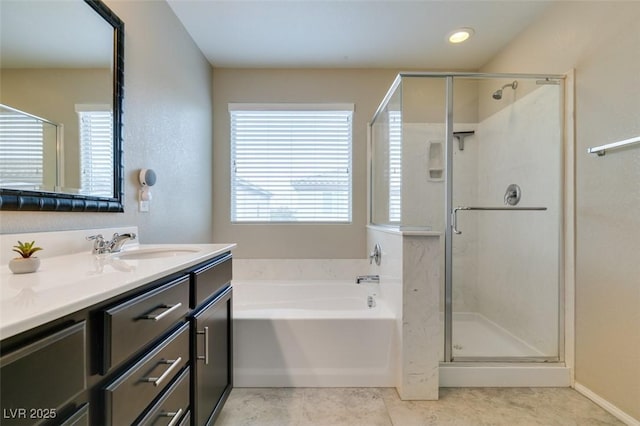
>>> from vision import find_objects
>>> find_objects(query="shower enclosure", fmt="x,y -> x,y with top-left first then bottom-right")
370,73 -> 566,366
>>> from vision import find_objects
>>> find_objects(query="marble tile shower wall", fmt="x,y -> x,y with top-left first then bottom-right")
400,122 -> 478,235
401,123 -> 445,229
396,85 -> 562,357
366,227 -> 403,317
402,122 -> 479,314
475,85 -> 562,355
368,226 -> 441,400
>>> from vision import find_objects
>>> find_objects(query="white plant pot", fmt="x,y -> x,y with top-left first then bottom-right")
8,257 -> 41,274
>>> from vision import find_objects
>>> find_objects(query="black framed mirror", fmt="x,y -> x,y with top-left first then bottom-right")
0,0 -> 124,212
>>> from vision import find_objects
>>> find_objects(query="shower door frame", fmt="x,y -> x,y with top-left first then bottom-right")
435,72 -> 566,363
371,72 -> 569,364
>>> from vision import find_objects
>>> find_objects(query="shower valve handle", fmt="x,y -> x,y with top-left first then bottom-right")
369,243 -> 382,265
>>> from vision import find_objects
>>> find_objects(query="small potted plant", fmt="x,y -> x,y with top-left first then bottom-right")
9,240 -> 43,274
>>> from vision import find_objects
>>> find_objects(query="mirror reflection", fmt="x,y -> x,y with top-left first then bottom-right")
0,0 -> 115,197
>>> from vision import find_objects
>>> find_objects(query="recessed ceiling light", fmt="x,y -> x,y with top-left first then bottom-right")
448,28 -> 474,44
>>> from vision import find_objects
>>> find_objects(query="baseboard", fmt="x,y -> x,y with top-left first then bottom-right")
439,363 -> 571,387
574,382 -> 639,426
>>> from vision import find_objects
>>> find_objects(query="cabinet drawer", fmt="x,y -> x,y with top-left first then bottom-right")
178,410 -> 191,426
191,254 -> 232,308
104,323 -> 189,426
0,322 -> 86,426
134,367 -> 190,426
102,276 -> 189,373
60,403 -> 89,426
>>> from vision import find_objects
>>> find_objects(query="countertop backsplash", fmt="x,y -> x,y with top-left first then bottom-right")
0,226 -> 138,265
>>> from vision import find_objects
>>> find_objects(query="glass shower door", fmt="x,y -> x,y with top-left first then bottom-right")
449,76 -> 563,361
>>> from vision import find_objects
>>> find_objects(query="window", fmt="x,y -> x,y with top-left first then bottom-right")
77,105 -> 113,197
230,103 -> 353,222
0,105 -> 44,188
388,110 -> 402,223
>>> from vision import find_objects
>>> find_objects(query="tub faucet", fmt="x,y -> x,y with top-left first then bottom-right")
356,274 -> 380,284
87,232 -> 136,254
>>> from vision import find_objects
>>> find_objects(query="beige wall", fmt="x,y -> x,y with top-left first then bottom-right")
212,68 -> 398,258
0,0 -> 214,244
1,68 -> 111,189
483,1 -> 640,420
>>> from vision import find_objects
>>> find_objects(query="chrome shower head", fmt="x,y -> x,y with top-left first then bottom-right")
492,80 -> 518,100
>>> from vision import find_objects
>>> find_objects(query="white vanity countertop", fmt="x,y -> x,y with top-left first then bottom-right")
0,243 -> 236,340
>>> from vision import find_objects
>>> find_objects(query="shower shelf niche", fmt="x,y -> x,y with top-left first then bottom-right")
428,140 -> 444,181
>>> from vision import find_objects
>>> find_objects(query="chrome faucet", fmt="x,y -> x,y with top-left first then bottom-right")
369,243 -> 382,265
109,233 -> 137,252
356,274 -> 380,284
87,232 -> 136,255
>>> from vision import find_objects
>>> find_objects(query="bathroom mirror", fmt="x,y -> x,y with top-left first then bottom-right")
0,0 -> 124,212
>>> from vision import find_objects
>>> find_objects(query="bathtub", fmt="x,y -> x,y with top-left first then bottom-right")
232,280 -> 396,387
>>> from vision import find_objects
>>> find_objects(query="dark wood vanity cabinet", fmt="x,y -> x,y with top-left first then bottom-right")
0,322 -> 88,426
189,252 -> 233,425
0,251 -> 233,426
190,287 -> 233,426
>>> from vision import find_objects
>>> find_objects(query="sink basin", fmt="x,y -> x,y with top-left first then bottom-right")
113,247 -> 199,260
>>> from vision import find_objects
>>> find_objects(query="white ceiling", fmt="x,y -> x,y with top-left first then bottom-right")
0,1 -> 113,68
166,0 -> 551,69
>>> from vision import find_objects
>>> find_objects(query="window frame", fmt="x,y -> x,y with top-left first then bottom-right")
76,104 -> 114,198
388,110 -> 402,223
229,103 -> 354,224
0,106 -> 46,189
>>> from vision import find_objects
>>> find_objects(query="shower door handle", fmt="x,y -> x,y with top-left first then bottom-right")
452,206 -> 547,235
452,207 -> 469,235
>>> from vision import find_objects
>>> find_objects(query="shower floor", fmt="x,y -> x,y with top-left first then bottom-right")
450,312 -> 545,358
439,312 -> 570,387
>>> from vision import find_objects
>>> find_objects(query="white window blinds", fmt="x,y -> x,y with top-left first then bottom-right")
229,104 -> 353,222
388,110 -> 402,223
77,106 -> 113,197
0,108 -> 44,188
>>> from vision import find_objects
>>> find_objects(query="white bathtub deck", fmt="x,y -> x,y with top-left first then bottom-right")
232,280 -> 397,388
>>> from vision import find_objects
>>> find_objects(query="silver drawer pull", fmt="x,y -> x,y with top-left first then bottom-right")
140,303 -> 182,321
160,408 -> 183,426
196,326 -> 209,365
143,356 -> 183,387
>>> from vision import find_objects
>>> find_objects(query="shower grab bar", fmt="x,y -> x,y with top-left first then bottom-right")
587,135 -> 640,156
452,206 -> 547,235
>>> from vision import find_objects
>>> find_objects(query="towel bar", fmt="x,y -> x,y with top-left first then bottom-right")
587,135 -> 640,156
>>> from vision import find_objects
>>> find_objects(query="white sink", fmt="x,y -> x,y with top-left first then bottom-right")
113,247 -> 199,260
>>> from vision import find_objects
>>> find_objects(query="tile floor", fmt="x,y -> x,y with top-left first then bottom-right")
216,387 -> 624,426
